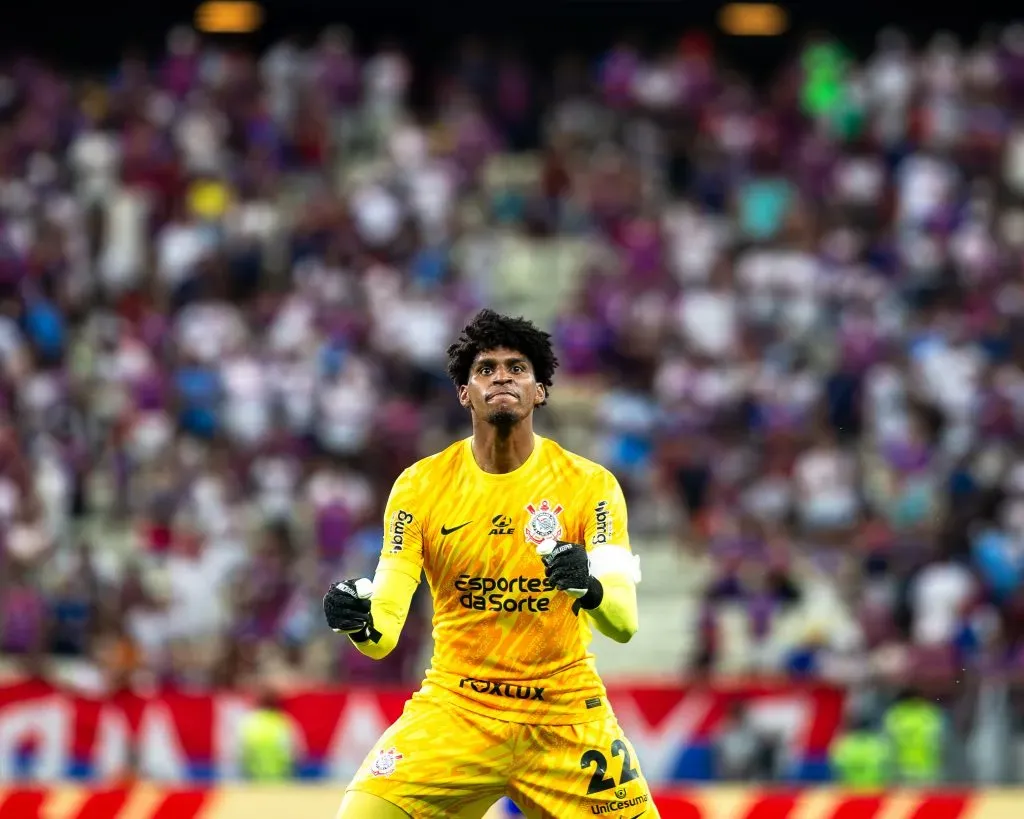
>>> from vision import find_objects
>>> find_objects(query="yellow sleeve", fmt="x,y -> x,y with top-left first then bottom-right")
349,469 -> 424,660
581,469 -> 639,644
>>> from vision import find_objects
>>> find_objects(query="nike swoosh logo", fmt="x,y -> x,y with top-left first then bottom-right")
440,521 -> 472,536
628,812 -> 647,819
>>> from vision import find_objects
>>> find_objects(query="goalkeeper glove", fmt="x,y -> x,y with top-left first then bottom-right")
323,578 -> 380,643
537,540 -> 604,611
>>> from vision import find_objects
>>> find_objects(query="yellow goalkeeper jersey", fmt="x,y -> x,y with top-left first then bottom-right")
359,435 -> 637,725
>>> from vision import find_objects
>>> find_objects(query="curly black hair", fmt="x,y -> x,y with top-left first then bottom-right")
446,309 -> 558,404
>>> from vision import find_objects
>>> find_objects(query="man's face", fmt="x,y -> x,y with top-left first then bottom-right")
458,347 -> 545,429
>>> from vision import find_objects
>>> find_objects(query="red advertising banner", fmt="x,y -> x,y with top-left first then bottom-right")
0,680 -> 844,784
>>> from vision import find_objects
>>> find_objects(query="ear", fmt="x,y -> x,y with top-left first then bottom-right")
458,385 -> 471,408
535,383 -> 546,406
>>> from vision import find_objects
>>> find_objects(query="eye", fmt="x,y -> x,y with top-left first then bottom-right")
511,365 -> 525,374
479,366 -> 492,375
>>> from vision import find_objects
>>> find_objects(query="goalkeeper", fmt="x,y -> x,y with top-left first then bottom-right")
325,309 -> 658,819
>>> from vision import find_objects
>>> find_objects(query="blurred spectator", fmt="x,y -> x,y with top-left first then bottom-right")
883,688 -> 946,783
239,686 -> 298,781
712,702 -> 777,782
829,712 -> 891,788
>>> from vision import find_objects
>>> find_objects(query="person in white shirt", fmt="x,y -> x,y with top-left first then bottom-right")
793,428 -> 860,532
363,43 -> 410,146
175,300 -> 248,365
908,535 -> 976,646
866,28 -> 915,146
98,187 -> 150,297
350,182 -> 403,249
156,202 -> 214,294
261,36 -> 306,126
895,152 -> 958,228
68,126 -> 121,208
315,355 -> 378,456
174,92 -> 229,176
163,511 -> 246,642
220,347 -> 272,449
675,263 -> 739,359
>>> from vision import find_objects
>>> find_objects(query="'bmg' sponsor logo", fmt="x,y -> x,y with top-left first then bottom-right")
592,501 -> 612,545
455,574 -> 555,612
388,510 -> 414,553
459,676 -> 545,700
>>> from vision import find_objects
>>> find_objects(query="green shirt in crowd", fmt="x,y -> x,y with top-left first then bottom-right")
883,699 -> 944,783
830,730 -> 890,788
240,708 -> 295,781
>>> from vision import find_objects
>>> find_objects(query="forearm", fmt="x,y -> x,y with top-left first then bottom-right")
582,574 -> 638,644
348,567 -> 419,660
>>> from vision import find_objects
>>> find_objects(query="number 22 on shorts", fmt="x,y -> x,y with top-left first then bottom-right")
580,738 -> 640,795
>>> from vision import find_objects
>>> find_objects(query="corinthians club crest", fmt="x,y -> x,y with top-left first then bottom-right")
370,747 -> 404,777
524,500 -> 564,545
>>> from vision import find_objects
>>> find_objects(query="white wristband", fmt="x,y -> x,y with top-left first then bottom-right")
588,545 -> 641,585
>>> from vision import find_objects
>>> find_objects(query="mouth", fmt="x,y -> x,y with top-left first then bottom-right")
486,391 -> 518,401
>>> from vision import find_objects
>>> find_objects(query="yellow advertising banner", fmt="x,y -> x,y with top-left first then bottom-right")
0,785 -> 1021,819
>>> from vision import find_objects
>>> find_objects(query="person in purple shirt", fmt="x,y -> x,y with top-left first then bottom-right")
161,27 -> 201,101
598,40 -> 640,110
552,297 -> 612,377
0,561 -> 46,656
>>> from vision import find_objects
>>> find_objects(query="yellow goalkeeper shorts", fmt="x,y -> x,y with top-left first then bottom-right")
344,695 -> 657,818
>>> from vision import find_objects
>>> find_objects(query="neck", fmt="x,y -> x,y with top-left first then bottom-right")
471,419 -> 536,474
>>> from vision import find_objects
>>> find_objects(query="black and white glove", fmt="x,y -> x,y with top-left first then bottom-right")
323,578 -> 380,643
537,540 -> 604,611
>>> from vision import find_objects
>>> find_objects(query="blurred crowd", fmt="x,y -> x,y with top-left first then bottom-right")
4,21 -> 1024,705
